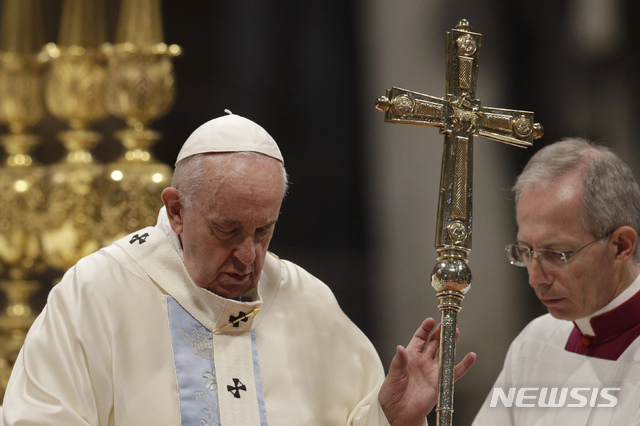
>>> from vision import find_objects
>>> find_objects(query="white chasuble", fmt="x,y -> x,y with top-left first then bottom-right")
4,222 -> 390,425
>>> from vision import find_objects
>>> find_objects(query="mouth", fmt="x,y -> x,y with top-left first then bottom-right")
539,296 -> 563,306
223,272 -> 251,283
211,273 -> 253,298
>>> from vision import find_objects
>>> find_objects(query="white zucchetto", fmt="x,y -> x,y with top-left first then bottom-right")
175,110 -> 284,165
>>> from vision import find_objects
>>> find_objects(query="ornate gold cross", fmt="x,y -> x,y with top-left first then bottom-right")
375,19 -> 542,426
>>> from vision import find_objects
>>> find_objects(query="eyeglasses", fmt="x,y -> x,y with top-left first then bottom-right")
505,231 -> 613,270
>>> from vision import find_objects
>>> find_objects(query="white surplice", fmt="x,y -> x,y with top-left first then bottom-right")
472,314 -> 640,425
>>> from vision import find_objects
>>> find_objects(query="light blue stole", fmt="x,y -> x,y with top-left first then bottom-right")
167,296 -> 267,425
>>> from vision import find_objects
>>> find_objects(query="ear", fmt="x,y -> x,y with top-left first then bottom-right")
611,225 -> 637,263
161,187 -> 185,235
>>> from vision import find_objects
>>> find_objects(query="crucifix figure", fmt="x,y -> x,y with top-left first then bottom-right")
375,19 -> 543,426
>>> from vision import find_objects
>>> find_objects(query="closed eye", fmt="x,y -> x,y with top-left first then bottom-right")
217,227 -> 237,235
255,225 -> 274,239
206,222 -> 240,237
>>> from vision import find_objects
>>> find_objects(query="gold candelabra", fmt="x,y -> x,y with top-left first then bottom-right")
0,0 -> 47,398
0,0 -> 179,398
40,0 -> 108,273
100,0 -> 179,244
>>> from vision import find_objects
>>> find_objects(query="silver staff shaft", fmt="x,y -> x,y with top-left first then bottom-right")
431,247 -> 470,426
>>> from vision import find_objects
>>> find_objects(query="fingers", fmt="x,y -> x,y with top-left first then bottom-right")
406,317 -> 437,353
395,345 -> 408,368
386,345 -> 409,378
415,317 -> 437,342
453,352 -> 476,381
406,318 -> 475,372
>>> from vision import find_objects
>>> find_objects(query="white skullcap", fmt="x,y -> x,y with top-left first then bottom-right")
175,110 -> 284,165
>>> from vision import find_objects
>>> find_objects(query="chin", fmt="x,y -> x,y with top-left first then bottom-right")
547,308 -> 578,322
213,283 -> 257,300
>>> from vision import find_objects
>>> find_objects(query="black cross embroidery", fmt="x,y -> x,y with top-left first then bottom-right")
229,312 -> 249,327
129,233 -> 149,245
227,378 -> 246,398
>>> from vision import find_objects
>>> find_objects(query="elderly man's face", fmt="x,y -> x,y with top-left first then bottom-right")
515,170 -> 621,321
167,154 -> 285,299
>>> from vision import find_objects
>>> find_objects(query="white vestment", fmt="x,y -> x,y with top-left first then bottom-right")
4,221 -> 390,425
472,314 -> 640,425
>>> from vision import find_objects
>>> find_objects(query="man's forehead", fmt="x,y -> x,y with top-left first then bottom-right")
516,182 -> 588,244
519,170 -> 583,206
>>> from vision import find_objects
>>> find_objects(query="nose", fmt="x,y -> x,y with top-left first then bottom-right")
526,254 -> 550,288
234,235 -> 257,266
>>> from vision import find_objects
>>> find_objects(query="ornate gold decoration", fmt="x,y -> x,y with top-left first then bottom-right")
100,0 -> 179,244
0,280 -> 38,396
98,138 -> 172,243
375,20 -> 543,425
0,0 -> 47,398
0,0 -> 178,400
41,135 -> 104,272
104,0 -> 181,139
40,0 -> 108,273
0,140 -> 46,280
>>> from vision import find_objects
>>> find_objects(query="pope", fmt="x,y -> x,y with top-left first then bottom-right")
3,112 -> 475,425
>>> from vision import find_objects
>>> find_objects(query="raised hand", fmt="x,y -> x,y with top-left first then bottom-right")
378,318 -> 476,426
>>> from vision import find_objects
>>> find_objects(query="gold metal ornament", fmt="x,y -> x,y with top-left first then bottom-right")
0,279 -> 39,396
40,135 -> 105,272
98,139 -> 173,244
43,0 -> 109,138
40,0 -> 108,274
0,141 -> 45,398
0,0 -> 180,400
375,19 -> 542,425
0,0 -> 47,397
103,41 -> 181,141
100,0 -> 179,244
0,140 -> 46,280
104,0 -> 181,143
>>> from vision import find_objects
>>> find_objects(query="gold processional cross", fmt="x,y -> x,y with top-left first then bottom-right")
375,19 -> 543,426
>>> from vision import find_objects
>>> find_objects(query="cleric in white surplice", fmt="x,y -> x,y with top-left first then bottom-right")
473,139 -> 640,425
3,112 -> 474,425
